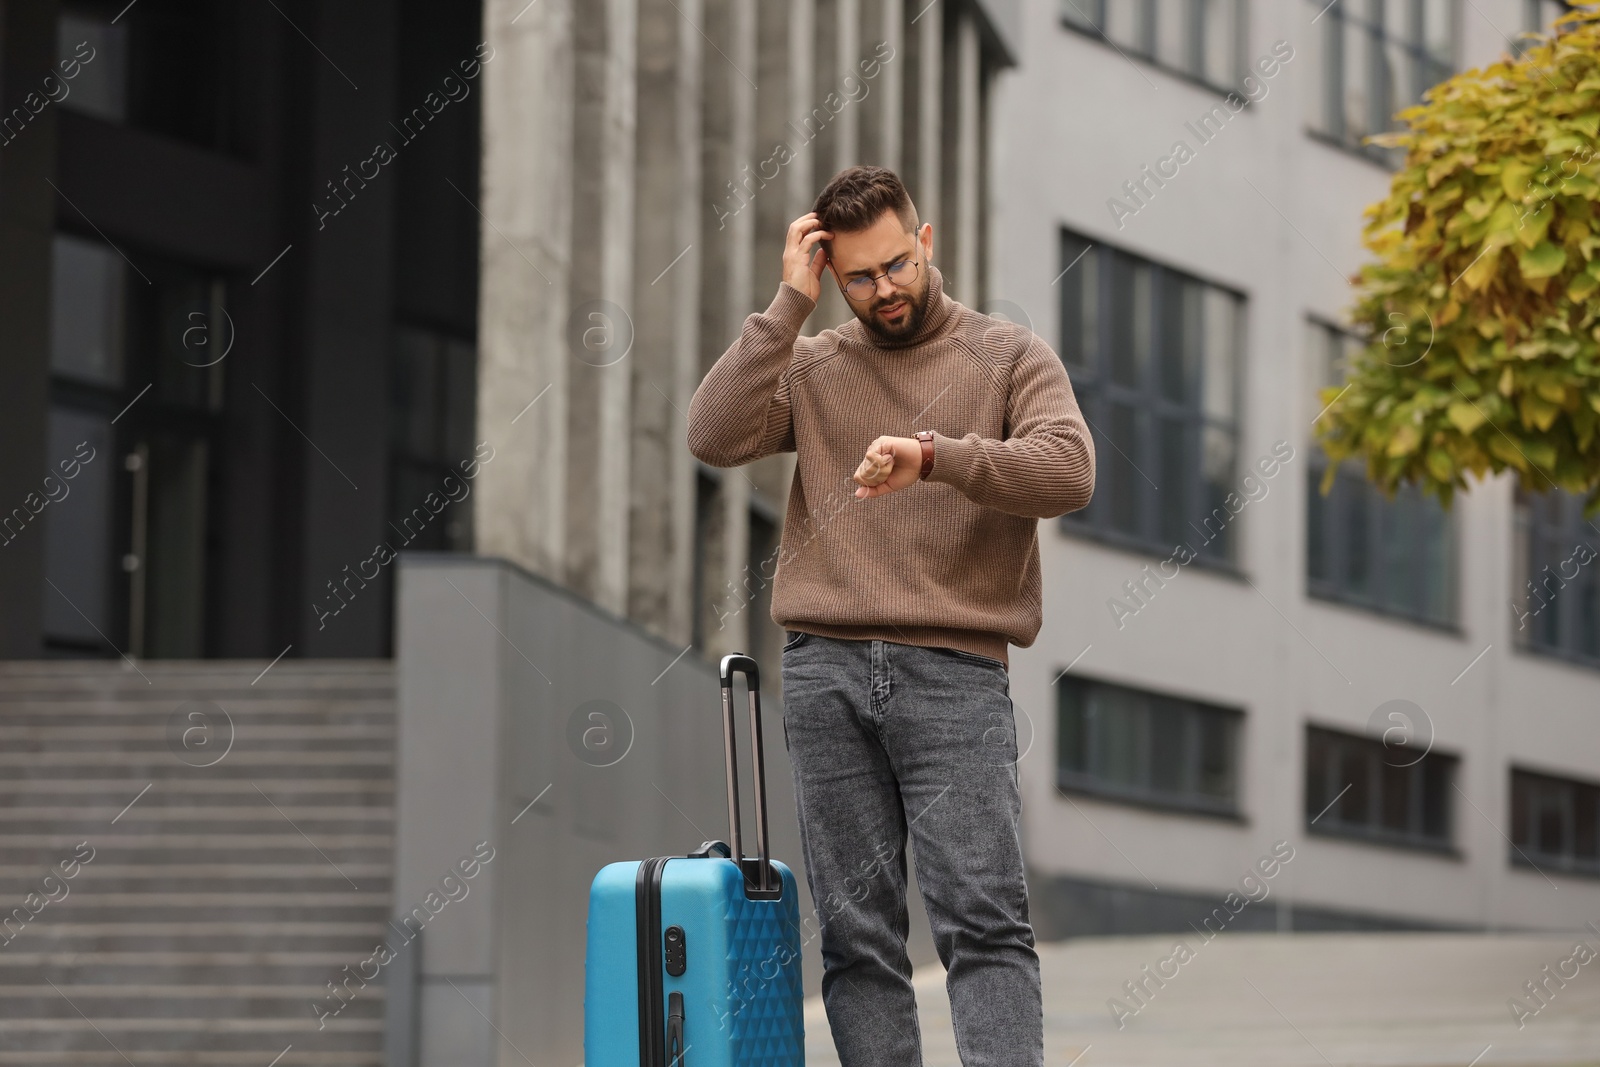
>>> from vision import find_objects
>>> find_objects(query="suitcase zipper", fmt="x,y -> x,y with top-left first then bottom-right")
635,856 -> 670,1067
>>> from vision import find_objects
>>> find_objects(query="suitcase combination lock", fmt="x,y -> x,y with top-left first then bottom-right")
664,925 -> 687,976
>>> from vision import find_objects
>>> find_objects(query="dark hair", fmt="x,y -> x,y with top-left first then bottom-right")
812,166 -> 919,243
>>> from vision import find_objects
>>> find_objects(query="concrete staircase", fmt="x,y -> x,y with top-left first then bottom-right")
0,659 -> 396,1067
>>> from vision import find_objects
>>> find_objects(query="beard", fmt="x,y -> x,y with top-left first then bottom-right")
856,274 -> 931,342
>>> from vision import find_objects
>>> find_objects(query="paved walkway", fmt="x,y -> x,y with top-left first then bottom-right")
802,932 -> 1600,1066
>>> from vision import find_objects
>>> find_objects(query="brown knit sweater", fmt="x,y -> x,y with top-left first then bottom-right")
686,263 -> 1095,668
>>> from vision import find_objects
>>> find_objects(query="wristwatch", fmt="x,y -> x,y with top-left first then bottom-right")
915,430 -> 935,480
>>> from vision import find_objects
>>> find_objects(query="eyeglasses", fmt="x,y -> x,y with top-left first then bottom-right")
840,251 -> 920,302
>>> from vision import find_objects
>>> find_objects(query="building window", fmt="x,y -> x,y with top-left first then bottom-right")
1305,321 -> 1456,627
746,504 -> 780,668
1310,0 -> 1454,165
1056,675 -> 1241,817
57,2 -> 237,152
1511,768 -> 1600,878
1513,1 -> 1574,55
36,233 -> 227,659
1060,0 -> 1248,94
389,326 -> 477,553
691,468 -> 722,652
1058,230 -> 1243,563
1304,725 -> 1454,851
57,7 -> 129,124
1512,487 -> 1600,667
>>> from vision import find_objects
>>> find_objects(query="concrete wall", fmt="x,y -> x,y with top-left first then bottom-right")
994,0 -> 1600,934
393,551 -> 945,1064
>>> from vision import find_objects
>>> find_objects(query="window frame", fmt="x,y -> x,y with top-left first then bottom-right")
1056,673 -> 1245,820
1303,723 -> 1459,854
1511,485 -> 1600,670
1058,0 -> 1250,98
1509,765 -> 1600,880
1513,0 -> 1576,56
57,1 -> 242,155
1304,318 -> 1459,630
1056,229 -> 1246,567
1308,0 -> 1456,168
389,323 -> 479,555
1305,461 -> 1460,630
691,465 -> 723,653
42,230 -> 231,660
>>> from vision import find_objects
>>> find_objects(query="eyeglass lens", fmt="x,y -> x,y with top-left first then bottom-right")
845,258 -> 917,300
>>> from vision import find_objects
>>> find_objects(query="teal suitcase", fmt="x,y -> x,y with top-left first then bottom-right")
583,654 -> 805,1066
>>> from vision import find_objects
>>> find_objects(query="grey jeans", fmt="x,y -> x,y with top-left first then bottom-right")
778,630 -> 1043,1067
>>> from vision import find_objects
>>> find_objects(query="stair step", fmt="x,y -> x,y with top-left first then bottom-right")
0,661 -> 396,1063
0,806 -> 392,825
0,1055 -> 380,1066
0,658 -> 389,680
0,863 -> 390,877
3,936 -> 400,954
15,889 -> 389,904
18,921 -> 392,935
0,823 -> 392,839
0,858 -> 387,875
0,1036 -> 381,1058
0,1018 -> 384,1032
0,983 -> 363,997
0,725 -> 393,740
0,832 -> 388,845
0,883 -> 390,902
0,751 -> 392,766
18,908 -> 391,924
0,780 -> 393,796
0,1054 -> 380,1065
0,950 -> 392,966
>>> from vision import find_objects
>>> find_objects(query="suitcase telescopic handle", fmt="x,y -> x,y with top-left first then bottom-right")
719,653 -> 773,893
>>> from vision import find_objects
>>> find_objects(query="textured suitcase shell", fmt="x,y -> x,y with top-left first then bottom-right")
583,855 -> 804,1066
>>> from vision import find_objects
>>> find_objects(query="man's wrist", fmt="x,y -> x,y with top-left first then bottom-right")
769,281 -> 817,331
915,430 -> 935,480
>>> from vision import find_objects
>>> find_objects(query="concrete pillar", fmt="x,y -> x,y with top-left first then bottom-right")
630,0 -> 702,643
835,0 -> 860,172
566,0 -> 606,601
596,0 -> 637,617
669,0 -> 705,644
754,0 -> 794,332
916,0 -> 942,233
788,0 -> 816,222
954,6 -> 981,301
808,0 -> 848,327
474,0 -> 574,583
713,1 -> 758,660
880,0 -> 905,172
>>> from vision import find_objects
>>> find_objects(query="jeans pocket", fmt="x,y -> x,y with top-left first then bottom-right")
782,629 -> 811,652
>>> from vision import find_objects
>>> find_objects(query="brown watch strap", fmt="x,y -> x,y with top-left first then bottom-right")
916,430 -> 935,480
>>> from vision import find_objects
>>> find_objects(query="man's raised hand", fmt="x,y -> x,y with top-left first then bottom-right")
783,212 -> 833,303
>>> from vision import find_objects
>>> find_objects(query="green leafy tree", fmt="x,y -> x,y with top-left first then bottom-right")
1315,4 -> 1600,515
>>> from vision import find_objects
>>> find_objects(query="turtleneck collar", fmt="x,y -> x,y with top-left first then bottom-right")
840,262 -> 958,350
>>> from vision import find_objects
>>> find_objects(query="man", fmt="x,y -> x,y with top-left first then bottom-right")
686,165 -> 1095,1067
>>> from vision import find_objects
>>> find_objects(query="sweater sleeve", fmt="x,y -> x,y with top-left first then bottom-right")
924,333 -> 1096,518
686,282 -> 817,467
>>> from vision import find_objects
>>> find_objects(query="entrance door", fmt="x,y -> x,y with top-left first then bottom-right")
44,232 -> 225,659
